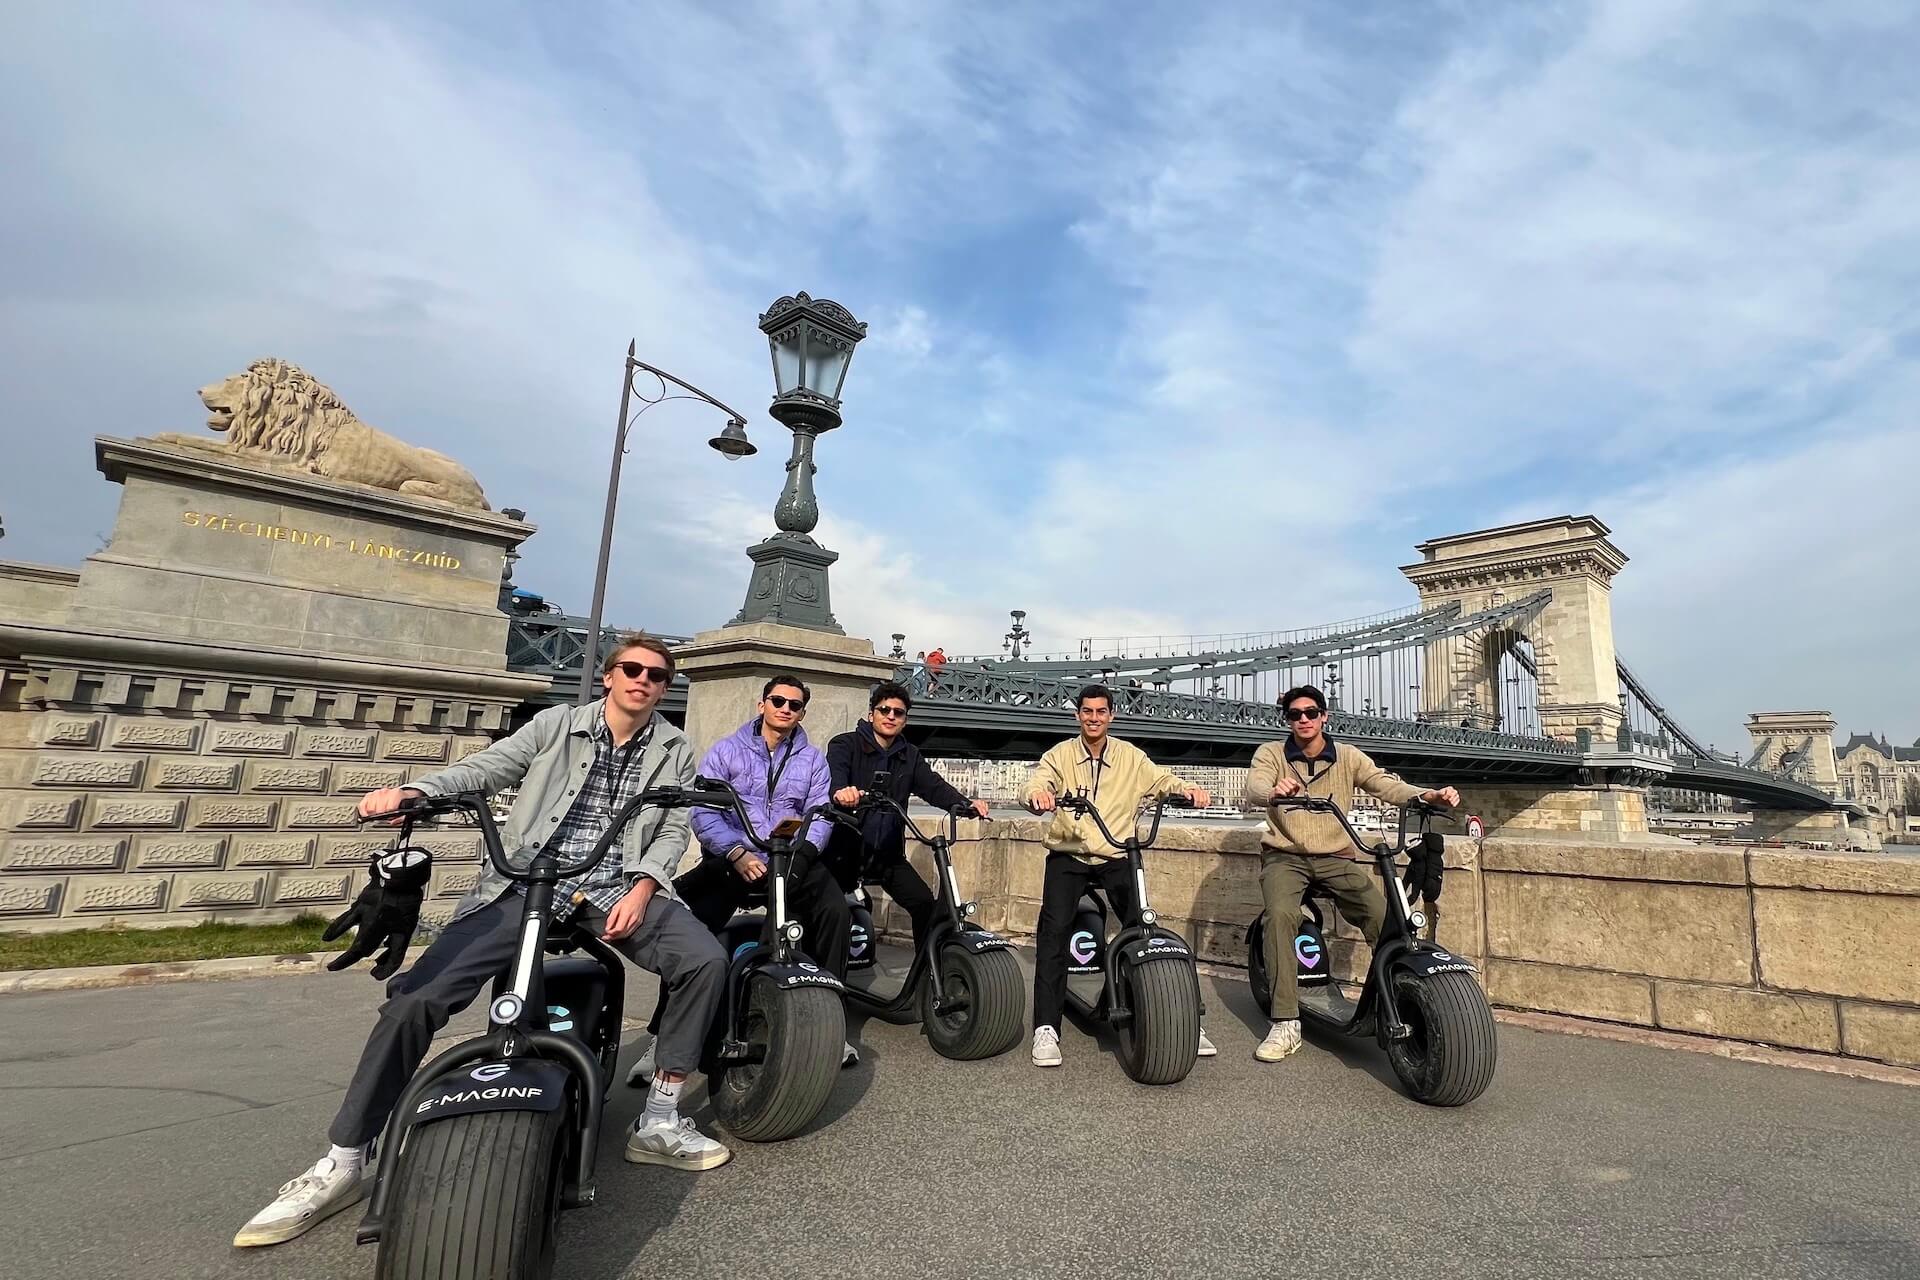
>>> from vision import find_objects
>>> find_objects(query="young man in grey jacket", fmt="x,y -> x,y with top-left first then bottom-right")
234,633 -> 730,1250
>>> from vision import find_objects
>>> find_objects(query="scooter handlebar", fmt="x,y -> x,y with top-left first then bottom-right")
1268,793 -> 1452,853
1048,790 -> 1186,849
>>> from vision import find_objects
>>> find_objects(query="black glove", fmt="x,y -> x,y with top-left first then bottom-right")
1402,832 -> 1445,905
325,845 -> 433,980
788,836 -> 821,880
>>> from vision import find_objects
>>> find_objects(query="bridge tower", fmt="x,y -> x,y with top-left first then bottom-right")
1743,711 -> 1840,795
1401,516 -> 1627,746
1402,516 -> 1662,839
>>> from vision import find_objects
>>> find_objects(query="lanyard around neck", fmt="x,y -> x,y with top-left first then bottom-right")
764,728 -> 798,802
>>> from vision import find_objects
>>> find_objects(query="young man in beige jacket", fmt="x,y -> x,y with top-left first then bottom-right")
1024,684 -> 1215,1067
1243,684 -> 1459,1063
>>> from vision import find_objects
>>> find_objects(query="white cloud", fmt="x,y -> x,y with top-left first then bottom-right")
2,0 -> 1914,743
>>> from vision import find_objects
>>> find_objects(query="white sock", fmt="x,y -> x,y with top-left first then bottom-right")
644,1077 -> 682,1125
326,1143 -> 367,1177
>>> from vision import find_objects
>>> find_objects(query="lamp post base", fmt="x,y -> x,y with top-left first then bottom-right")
729,533 -> 843,633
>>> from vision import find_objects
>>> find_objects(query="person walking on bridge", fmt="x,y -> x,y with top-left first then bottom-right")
1024,683 -> 1216,1068
1245,683 -> 1459,1063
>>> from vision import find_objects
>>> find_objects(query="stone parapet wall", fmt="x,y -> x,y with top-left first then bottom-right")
0,664 -> 510,932
868,816 -> 1920,1070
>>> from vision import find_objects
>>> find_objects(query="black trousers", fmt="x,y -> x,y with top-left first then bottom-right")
648,854 -> 853,1035
1031,852 -> 1137,1033
866,856 -> 938,954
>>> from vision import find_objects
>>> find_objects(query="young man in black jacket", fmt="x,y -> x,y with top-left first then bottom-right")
826,681 -> 989,954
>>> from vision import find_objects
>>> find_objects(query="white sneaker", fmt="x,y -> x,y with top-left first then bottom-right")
232,1155 -> 368,1247
1254,1019 -> 1302,1063
625,1042 -> 656,1087
624,1115 -> 732,1170
1197,1026 -> 1218,1057
1032,1025 -> 1062,1068
843,1041 -> 859,1068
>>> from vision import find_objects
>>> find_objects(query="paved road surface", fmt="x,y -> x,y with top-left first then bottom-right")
2,952 -> 1915,1280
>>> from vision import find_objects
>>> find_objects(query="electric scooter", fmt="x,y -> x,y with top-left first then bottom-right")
680,781 -> 850,1142
1246,797 -> 1496,1106
355,780 -> 730,1279
1055,790 -> 1204,1085
838,772 -> 1025,1059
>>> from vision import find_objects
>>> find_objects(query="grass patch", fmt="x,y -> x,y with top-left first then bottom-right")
0,913 -> 349,972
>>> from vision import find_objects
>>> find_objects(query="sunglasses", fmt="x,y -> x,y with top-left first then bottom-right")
765,694 -> 808,711
610,661 -> 671,684
1284,706 -> 1325,722
873,705 -> 908,719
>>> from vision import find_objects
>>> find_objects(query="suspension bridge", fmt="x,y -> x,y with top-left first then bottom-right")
500,516 -> 1843,816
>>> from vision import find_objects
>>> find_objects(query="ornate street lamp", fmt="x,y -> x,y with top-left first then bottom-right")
577,343 -> 756,703
1004,609 -> 1032,660
890,633 -> 907,660
729,292 -> 867,632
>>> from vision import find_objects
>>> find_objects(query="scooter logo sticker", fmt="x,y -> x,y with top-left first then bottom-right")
470,1063 -> 511,1082
1294,934 -> 1322,969
1069,930 -> 1096,965
849,924 -> 868,959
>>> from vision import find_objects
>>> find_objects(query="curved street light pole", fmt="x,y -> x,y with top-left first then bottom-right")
576,342 -> 756,704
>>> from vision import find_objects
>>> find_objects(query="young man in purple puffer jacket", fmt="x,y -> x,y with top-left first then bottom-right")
628,673 -> 857,1084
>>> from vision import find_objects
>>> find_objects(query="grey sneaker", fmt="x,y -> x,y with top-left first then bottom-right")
1254,1019 -> 1302,1062
1197,1026 -> 1218,1057
232,1155 -> 368,1247
1032,1025 -> 1062,1068
843,1041 -> 859,1068
624,1115 -> 732,1170
625,1042 -> 656,1088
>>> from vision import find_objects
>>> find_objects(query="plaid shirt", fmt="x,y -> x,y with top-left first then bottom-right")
541,711 -> 660,920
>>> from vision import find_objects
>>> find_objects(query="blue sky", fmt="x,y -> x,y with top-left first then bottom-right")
3,0 -> 1917,749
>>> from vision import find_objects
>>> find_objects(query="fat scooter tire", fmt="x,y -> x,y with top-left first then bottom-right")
711,973 -> 846,1141
376,1107 -> 564,1280
1115,957 -> 1202,1086
1384,968 -> 1497,1107
920,942 -> 1024,1060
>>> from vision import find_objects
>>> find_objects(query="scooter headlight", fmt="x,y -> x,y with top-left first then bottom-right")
1409,910 -> 1428,931
1139,908 -> 1158,926
783,921 -> 804,943
961,900 -> 978,919
490,993 -> 524,1026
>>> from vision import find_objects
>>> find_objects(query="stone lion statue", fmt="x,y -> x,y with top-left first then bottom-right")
151,358 -> 489,509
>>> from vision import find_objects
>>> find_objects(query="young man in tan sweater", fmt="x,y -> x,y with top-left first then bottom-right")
1243,683 -> 1459,1063
1024,684 -> 1214,1067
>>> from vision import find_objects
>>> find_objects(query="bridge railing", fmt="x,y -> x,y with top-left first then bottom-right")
506,613 -> 691,679
899,663 -> 1581,755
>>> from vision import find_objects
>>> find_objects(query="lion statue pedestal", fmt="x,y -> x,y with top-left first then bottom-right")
151,358 -> 490,510
63,361 -> 529,674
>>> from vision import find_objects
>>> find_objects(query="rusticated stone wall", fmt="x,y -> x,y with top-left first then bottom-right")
0,664 -> 507,931
0,434 -> 546,932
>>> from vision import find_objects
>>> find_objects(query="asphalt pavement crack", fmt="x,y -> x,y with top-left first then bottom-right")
0,1082 -> 347,1163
